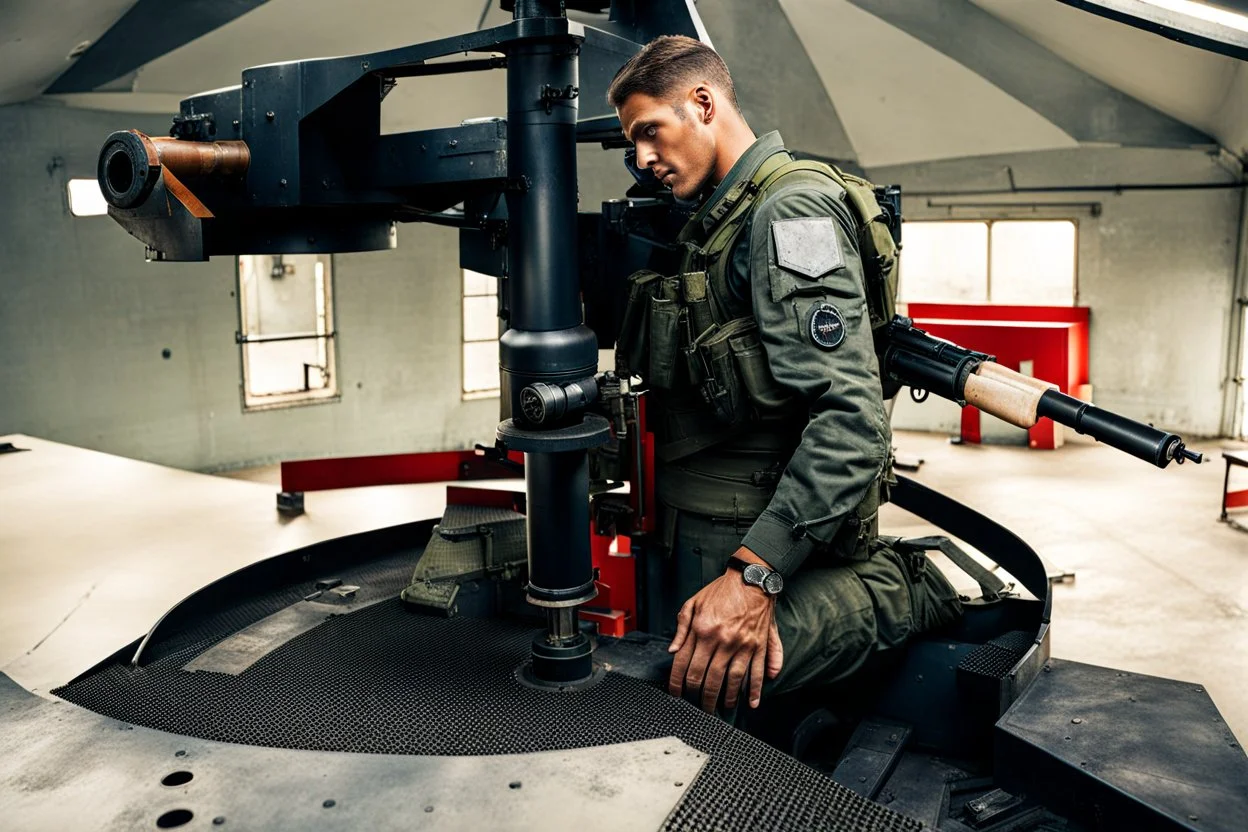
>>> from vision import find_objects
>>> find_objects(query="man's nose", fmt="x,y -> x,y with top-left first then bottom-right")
637,144 -> 659,169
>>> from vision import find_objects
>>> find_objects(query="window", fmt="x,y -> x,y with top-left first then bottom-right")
236,254 -> 338,410
899,220 -> 1076,306
67,179 -> 108,216
463,269 -> 500,399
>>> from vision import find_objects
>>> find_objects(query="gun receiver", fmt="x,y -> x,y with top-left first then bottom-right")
882,317 -> 1203,469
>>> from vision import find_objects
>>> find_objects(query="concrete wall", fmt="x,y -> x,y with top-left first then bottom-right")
0,101 -> 632,471
876,146 -> 1242,438
2,98 -> 1238,475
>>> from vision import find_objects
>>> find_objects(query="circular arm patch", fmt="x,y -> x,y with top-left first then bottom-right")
807,303 -> 846,351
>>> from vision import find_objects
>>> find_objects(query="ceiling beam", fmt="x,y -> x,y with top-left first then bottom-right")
1057,0 -> 1248,62
699,0 -> 857,162
846,0 -> 1214,149
45,0 -> 271,95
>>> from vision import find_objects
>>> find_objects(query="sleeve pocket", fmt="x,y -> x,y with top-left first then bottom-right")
769,217 -> 848,302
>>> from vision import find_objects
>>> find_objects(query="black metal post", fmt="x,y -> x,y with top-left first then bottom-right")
500,0 -> 607,688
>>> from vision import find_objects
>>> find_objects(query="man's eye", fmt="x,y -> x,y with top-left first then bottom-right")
645,126 -> 657,138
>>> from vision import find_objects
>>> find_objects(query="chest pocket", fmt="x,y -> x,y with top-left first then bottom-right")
616,270 -> 665,380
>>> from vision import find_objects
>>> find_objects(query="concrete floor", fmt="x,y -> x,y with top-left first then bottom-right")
2,430 -> 1245,743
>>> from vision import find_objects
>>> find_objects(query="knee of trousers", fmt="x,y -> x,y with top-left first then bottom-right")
765,550 -> 963,696
766,565 -> 879,696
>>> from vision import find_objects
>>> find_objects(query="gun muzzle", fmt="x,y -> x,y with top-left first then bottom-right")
97,130 -> 250,210
1035,390 -> 1202,468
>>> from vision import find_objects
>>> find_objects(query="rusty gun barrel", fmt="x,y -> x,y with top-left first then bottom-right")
97,130 -> 249,210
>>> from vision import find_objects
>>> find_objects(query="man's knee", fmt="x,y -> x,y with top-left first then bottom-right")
768,565 -> 877,695
766,548 -> 963,696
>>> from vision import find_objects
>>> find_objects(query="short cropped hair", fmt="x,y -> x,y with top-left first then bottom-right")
606,35 -> 739,111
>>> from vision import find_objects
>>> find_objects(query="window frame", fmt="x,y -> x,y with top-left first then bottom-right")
235,254 -> 341,413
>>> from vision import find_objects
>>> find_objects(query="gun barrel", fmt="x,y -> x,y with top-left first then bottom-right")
1036,390 -> 1200,468
98,130 -> 250,210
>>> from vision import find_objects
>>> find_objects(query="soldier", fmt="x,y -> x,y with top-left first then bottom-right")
606,36 -> 963,714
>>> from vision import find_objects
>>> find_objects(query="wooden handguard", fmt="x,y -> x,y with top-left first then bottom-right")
963,362 -> 1058,428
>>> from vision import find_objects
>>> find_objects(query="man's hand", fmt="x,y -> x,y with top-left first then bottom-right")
668,547 -> 785,712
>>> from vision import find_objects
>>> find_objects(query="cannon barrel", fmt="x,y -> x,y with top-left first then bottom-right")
97,130 -> 250,210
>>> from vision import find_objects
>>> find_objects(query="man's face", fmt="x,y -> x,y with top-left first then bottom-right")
617,91 -> 716,201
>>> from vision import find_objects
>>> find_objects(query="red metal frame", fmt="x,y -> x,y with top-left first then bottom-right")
908,304 -> 1091,450
280,449 -> 524,493
1222,451 -> 1248,521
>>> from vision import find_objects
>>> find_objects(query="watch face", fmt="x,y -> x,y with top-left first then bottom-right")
763,572 -> 784,595
741,563 -> 768,586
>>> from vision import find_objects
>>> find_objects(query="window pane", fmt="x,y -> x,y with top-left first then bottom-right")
899,222 -> 989,303
245,339 -> 330,396
463,295 -> 498,342
989,221 -> 1076,305
67,179 -> 108,217
240,254 -> 324,335
238,254 -> 337,409
463,268 -> 497,296
463,340 -> 500,393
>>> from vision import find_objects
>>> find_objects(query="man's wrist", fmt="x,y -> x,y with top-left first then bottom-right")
726,550 -> 784,596
726,546 -> 773,571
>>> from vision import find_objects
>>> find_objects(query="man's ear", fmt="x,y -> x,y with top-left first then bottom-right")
691,84 -> 715,124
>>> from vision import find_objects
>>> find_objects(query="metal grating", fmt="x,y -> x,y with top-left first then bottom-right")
56,569 -> 919,831
957,630 -> 1034,680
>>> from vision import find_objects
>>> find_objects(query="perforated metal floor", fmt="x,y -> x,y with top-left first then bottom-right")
56,559 -> 919,831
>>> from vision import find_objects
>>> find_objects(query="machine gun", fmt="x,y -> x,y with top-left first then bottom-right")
883,317 -> 1203,468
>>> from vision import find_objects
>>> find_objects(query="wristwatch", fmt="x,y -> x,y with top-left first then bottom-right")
727,556 -> 784,596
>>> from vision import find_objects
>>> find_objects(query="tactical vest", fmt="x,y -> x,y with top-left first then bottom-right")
617,153 -> 898,453
614,151 -> 899,560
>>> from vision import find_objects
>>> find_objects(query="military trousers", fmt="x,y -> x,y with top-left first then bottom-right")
666,508 -> 963,697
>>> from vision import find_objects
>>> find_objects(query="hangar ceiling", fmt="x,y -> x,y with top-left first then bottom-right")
4,0 -> 1248,168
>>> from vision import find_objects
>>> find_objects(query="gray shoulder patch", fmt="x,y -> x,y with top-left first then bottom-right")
771,217 -> 844,279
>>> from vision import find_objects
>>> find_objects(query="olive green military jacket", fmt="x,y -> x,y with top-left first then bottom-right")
681,132 -> 890,576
